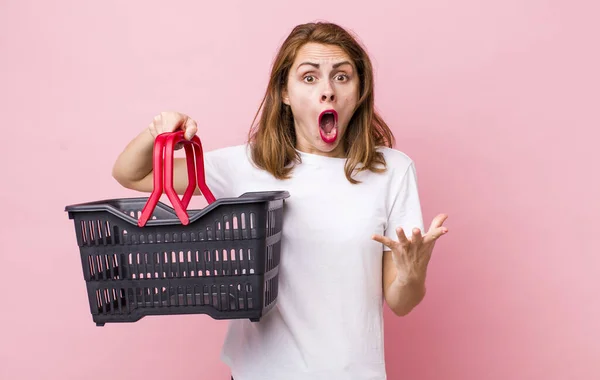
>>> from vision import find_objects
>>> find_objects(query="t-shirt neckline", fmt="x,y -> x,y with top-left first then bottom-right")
295,149 -> 347,165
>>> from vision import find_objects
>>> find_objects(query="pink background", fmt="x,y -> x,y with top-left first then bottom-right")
1,1 -> 598,379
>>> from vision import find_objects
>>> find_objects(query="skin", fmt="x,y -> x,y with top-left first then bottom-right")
111,43 -> 449,318
373,215 -> 448,316
282,42 -> 359,158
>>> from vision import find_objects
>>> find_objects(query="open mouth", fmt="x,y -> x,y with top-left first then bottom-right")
318,109 -> 338,144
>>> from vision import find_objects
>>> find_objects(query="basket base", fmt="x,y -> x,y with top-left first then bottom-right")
89,287 -> 277,326
91,305 -> 272,326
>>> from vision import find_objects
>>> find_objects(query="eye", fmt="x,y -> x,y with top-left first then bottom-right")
335,74 -> 349,82
303,75 -> 316,83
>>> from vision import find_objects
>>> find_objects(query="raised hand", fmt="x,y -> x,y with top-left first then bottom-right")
372,214 -> 449,285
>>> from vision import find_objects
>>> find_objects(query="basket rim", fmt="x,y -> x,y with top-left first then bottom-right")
64,190 -> 289,226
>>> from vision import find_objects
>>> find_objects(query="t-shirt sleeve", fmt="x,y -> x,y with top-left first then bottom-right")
384,161 -> 426,246
201,149 -> 230,200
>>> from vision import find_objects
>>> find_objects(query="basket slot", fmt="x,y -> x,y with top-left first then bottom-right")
98,220 -> 105,245
156,287 -> 164,307
245,283 -> 253,310
95,288 -> 126,315
209,250 -> 219,276
266,204 -> 283,237
215,221 -> 222,241
266,240 -> 281,273
266,245 -> 273,273
265,278 -> 272,307
80,220 -> 87,245
158,252 -> 165,278
241,213 -> 247,239
89,220 -> 96,244
232,214 -> 238,239
80,219 -> 114,246
248,249 -> 254,274
184,251 -> 190,277
267,209 -> 273,236
116,288 -> 124,313
87,255 -> 95,279
264,275 -> 278,308
99,255 -> 107,280
234,249 -> 241,275
216,249 -> 223,275
110,254 -> 119,279
203,250 -> 212,276
97,254 -> 121,280
152,287 -> 159,307
229,283 -> 237,310
130,289 -> 141,309
250,213 -> 256,238
197,251 -> 205,276
216,284 -> 223,310
87,253 -> 120,281
176,252 -> 182,277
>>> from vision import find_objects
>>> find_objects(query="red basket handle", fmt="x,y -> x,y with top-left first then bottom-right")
138,131 -> 216,227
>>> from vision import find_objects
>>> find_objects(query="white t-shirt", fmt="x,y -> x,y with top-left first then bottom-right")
203,144 -> 424,380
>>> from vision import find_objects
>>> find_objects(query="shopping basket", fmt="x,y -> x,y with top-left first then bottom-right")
65,131 -> 289,326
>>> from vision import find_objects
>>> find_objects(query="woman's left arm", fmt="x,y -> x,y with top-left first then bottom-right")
373,214 -> 449,316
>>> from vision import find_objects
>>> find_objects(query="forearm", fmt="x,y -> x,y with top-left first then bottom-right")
112,129 -> 155,186
384,275 -> 426,316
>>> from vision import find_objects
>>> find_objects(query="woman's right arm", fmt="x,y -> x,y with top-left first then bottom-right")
111,111 -> 200,195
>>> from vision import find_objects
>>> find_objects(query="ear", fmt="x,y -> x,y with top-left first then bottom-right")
281,88 -> 290,106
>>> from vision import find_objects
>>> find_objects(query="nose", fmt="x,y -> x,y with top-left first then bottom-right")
321,93 -> 335,102
320,82 -> 336,102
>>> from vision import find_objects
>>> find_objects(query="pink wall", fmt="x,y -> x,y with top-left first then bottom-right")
1,1 -> 598,379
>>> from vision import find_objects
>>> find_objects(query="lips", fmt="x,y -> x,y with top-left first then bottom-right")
318,109 -> 338,144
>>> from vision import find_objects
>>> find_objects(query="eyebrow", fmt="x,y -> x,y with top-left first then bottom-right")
296,60 -> 353,71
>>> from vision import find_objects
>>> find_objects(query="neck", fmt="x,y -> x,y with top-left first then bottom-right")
295,140 -> 346,158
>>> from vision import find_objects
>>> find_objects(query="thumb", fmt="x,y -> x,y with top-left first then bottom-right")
183,117 -> 198,140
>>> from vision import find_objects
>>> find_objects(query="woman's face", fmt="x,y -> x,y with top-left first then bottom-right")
283,42 -> 360,158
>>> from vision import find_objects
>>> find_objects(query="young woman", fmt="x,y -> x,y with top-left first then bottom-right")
113,21 -> 448,380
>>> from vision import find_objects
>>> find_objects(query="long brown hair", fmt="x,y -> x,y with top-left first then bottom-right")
248,21 -> 395,184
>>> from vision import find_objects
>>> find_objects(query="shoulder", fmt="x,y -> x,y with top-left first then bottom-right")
204,144 -> 249,159
202,144 -> 252,175
204,144 -> 251,166
376,146 -> 416,174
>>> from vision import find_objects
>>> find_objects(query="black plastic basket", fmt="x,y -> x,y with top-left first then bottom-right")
65,131 -> 289,326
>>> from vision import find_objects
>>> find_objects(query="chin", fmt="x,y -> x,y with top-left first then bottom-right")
314,132 -> 344,155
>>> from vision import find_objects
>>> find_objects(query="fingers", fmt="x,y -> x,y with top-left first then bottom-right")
410,228 -> 423,245
423,214 -> 449,245
148,120 -> 158,138
395,227 -> 411,247
148,111 -> 198,141
161,111 -> 186,133
184,117 -> 198,140
423,227 -> 447,244
371,234 -> 399,250
373,227 -> 422,250
429,214 -> 449,233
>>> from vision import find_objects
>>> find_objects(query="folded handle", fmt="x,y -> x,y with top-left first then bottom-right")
138,131 -> 216,227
